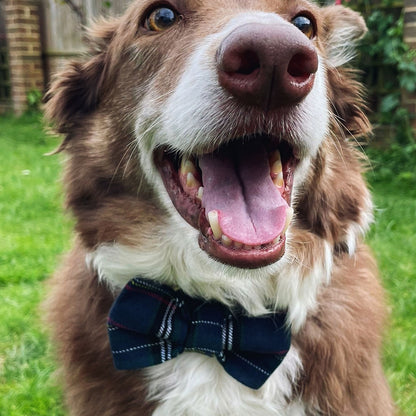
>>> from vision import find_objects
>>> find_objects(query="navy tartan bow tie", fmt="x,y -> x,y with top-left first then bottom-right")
107,277 -> 291,390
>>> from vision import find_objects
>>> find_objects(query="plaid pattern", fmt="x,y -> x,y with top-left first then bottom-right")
107,277 -> 291,390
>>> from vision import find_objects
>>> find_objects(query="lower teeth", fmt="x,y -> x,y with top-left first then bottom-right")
208,207 -> 293,249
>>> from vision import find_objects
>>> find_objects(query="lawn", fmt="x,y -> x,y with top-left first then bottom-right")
0,114 -> 415,415
0,114 -> 70,415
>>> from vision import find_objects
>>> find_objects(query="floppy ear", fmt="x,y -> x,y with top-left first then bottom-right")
44,55 -> 106,137
44,19 -> 119,140
321,6 -> 371,137
321,6 -> 367,68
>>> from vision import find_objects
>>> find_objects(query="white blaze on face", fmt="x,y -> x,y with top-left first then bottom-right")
136,12 -> 329,172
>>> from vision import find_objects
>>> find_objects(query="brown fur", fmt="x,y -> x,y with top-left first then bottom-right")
46,242 -> 154,416
45,1 -> 395,415
296,245 -> 394,415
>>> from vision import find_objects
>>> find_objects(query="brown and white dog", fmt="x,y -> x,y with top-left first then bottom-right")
45,0 -> 396,415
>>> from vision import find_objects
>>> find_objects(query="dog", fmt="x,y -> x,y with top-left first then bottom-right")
45,0 -> 396,415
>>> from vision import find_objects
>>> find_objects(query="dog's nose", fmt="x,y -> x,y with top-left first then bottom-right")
217,23 -> 318,109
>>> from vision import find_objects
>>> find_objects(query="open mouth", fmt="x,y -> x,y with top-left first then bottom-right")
154,135 -> 298,268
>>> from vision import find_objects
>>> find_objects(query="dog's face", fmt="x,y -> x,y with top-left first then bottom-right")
144,2 -> 327,270
46,0 -> 372,320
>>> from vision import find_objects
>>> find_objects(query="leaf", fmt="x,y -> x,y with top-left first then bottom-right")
380,94 -> 400,114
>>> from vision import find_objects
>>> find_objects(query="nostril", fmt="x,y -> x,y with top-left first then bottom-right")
287,52 -> 318,83
235,50 -> 260,75
219,46 -> 261,77
288,54 -> 308,79
218,23 -> 319,108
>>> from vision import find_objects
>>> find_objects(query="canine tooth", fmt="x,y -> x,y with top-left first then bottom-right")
283,207 -> 294,235
273,171 -> 284,188
208,210 -> 222,240
271,159 -> 282,175
270,152 -> 284,188
186,172 -> 200,189
221,235 -> 233,247
269,150 -> 281,165
180,159 -> 198,176
196,186 -> 204,201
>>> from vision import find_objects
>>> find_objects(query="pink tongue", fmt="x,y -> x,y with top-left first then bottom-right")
199,142 -> 289,246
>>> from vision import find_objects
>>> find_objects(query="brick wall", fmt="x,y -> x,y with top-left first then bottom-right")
404,0 -> 416,131
4,0 -> 44,114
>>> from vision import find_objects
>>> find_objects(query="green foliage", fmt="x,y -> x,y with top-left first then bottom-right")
26,89 -> 43,113
367,141 -> 416,186
342,0 -> 416,144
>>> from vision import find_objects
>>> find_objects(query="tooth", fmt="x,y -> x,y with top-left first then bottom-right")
221,235 -> 232,247
186,172 -> 200,189
270,159 -> 283,174
271,160 -> 282,174
270,157 -> 282,174
234,241 -> 243,249
283,207 -> 294,235
180,159 -> 198,176
196,186 -> 204,201
208,210 -> 222,240
273,236 -> 282,245
277,172 -> 284,188
270,153 -> 284,188
274,173 -> 284,188
269,150 -> 281,165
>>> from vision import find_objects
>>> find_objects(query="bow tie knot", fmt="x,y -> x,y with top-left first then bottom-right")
108,278 -> 291,389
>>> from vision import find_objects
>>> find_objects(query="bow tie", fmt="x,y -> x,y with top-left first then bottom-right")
107,277 -> 291,390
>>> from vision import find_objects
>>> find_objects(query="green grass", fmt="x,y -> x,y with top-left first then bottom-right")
367,177 -> 416,415
0,114 -> 415,415
0,114 -> 69,415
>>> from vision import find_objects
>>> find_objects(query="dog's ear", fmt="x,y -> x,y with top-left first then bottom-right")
44,55 -> 106,137
321,6 -> 367,68
321,6 -> 371,137
44,19 -> 119,142
326,66 -> 371,137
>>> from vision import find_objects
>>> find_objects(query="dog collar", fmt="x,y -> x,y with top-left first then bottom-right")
107,277 -> 291,390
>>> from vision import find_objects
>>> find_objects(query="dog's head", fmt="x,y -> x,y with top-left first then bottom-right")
46,0 -> 372,320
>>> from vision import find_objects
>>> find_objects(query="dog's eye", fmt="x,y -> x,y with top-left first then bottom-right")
146,7 -> 178,32
291,15 -> 315,39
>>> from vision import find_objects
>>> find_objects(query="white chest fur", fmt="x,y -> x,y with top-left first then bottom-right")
144,347 -> 305,416
87,228 -> 333,416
